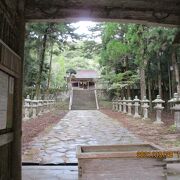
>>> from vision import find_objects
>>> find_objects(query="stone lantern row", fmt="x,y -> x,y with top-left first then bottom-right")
23,95 -> 56,121
113,96 -> 151,121
112,93 -> 180,131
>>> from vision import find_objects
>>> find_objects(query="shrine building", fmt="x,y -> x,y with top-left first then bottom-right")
70,70 -> 99,89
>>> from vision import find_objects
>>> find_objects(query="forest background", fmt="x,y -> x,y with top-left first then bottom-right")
24,21 -> 180,105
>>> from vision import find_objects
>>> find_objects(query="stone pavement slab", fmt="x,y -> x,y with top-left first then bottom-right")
22,164 -> 180,180
22,166 -> 78,180
22,110 -> 142,164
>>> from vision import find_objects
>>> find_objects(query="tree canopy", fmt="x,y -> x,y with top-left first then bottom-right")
24,21 -> 180,101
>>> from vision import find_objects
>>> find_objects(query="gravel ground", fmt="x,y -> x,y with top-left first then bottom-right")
22,110 -> 68,152
101,109 -> 180,149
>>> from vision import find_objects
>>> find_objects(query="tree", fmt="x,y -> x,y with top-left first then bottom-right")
25,22 -> 79,97
172,31 -> 180,95
99,22 -> 179,101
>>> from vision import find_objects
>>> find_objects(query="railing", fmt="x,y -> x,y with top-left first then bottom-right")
23,96 -> 56,121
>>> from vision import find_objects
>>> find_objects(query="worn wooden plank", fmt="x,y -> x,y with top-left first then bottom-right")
0,39 -> 21,77
0,70 -> 8,130
0,143 -> 12,179
0,132 -> 13,147
7,76 -> 14,129
78,143 -> 163,153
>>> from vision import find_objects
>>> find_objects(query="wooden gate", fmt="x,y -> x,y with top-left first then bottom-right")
0,39 -> 21,179
0,0 -> 24,179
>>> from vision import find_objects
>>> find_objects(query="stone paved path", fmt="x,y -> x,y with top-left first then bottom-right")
23,110 -> 142,164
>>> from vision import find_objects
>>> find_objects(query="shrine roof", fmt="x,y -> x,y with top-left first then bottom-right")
74,70 -> 99,79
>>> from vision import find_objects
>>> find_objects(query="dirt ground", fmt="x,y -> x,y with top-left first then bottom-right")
22,110 -> 68,152
101,109 -> 180,149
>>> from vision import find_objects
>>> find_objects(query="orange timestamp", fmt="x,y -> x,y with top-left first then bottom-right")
136,151 -> 180,158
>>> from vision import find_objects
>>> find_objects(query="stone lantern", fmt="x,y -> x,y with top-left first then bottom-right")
38,100 -> 43,115
24,95 -> 31,120
113,98 -> 117,111
118,98 -> 122,112
168,93 -> 180,131
123,97 -> 127,114
31,97 -> 38,118
112,98 -> 116,111
141,96 -> 150,120
127,97 -> 133,116
133,96 -> 141,118
120,98 -> 124,112
116,98 -> 119,111
115,98 -> 119,111
44,99 -> 49,112
152,95 -> 165,124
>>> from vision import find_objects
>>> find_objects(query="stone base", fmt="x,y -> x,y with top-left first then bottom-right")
23,117 -> 30,121
38,112 -> 43,116
153,121 -> 164,124
133,115 -> 141,119
142,117 -> 151,121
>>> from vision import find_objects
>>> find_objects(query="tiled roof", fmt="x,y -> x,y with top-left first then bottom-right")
75,70 -> 98,79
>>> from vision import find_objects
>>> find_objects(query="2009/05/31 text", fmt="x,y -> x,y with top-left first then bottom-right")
137,151 -> 180,158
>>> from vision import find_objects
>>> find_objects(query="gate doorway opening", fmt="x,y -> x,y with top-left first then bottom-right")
0,1 -> 180,179
21,19 -> 180,179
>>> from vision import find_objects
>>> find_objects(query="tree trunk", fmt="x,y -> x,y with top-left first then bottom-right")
127,86 -> 131,98
148,80 -> 152,111
137,25 -> 147,100
46,43 -> 53,96
157,56 -> 162,97
140,66 -> 146,100
35,28 -> 48,98
172,47 -> 180,95
121,88 -> 125,98
125,56 -> 131,98
168,59 -> 172,99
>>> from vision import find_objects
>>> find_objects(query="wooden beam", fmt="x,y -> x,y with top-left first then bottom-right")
25,0 -> 180,26
0,133 -> 14,147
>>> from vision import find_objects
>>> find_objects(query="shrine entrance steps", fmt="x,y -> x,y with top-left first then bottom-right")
71,90 -> 97,110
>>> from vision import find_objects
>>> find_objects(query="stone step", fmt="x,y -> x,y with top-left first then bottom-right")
72,90 -> 97,110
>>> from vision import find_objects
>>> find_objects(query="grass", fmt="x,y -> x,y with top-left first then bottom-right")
168,124 -> 178,133
56,100 -> 69,110
98,99 -> 112,109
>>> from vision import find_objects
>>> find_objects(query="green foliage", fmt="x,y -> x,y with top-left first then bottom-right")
168,124 -> 177,133
24,22 -> 79,95
24,21 -> 179,100
99,22 -> 179,99
66,68 -> 77,75
51,55 -> 66,89
106,40 -> 128,61
63,41 -> 100,71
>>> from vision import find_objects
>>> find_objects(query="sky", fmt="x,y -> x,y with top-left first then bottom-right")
72,21 -> 97,35
71,21 -> 102,42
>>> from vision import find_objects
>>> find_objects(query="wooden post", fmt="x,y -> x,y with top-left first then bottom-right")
11,1 -> 25,179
